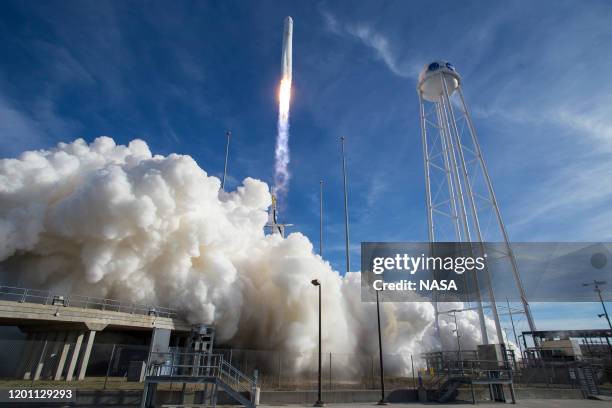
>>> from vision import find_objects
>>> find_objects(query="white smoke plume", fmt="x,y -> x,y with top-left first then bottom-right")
273,78 -> 292,199
0,137 -> 496,372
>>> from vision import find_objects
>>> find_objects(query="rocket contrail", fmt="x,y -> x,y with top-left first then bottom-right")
273,16 -> 293,199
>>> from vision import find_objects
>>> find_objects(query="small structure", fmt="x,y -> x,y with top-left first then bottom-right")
520,329 -> 611,397
422,345 -> 516,404
141,325 -> 258,408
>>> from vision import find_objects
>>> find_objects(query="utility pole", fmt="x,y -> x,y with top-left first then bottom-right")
583,280 -> 612,330
340,136 -> 350,274
376,291 -> 387,405
222,131 -> 231,190
319,180 -> 323,257
506,298 -> 522,357
452,311 -> 462,356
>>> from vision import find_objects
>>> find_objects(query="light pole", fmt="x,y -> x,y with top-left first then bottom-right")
517,334 -> 527,355
375,291 -> 387,404
583,280 -> 612,330
506,298 -> 522,357
222,131 -> 231,190
448,309 -> 463,375
441,309 -> 463,368
311,279 -> 323,407
451,310 -> 461,357
340,136 -> 350,274
319,180 -> 323,257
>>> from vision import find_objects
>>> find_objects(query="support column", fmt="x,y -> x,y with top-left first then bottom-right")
33,333 -> 52,381
54,332 -> 76,381
45,331 -> 65,379
16,332 -> 36,379
77,330 -> 96,380
66,332 -> 84,381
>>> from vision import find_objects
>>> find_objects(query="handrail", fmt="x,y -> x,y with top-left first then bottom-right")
146,351 -> 257,393
0,284 -> 178,319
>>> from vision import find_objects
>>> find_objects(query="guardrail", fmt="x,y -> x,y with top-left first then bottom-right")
0,284 -> 178,319
147,351 -> 257,395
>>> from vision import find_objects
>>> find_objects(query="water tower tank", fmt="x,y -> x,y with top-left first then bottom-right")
417,61 -> 461,102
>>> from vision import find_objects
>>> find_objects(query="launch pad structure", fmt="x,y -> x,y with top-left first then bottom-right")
266,194 -> 293,237
141,325 -> 258,408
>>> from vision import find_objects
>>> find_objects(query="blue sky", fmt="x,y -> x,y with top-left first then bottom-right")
0,0 -> 611,336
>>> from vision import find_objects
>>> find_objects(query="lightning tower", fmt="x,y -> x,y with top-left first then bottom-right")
417,61 -> 536,345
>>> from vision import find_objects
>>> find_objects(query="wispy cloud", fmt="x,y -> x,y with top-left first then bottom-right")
320,8 -> 420,79
0,95 -> 47,156
0,90 -> 79,157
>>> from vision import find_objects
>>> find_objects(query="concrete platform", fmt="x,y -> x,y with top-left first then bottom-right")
0,299 -> 191,332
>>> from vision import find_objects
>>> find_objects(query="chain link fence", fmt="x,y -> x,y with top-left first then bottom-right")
0,338 -> 422,391
213,348 -> 421,390
2,336 -> 611,395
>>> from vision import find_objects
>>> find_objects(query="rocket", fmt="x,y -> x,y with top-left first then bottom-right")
281,16 -> 293,81
268,16 -> 294,238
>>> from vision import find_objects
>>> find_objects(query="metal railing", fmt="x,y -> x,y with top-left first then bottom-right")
0,284 -> 178,318
146,351 -> 257,394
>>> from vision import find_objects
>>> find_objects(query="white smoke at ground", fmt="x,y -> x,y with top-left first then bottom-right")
0,137 -> 493,374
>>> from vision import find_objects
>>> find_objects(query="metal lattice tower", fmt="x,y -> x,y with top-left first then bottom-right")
417,61 -> 536,346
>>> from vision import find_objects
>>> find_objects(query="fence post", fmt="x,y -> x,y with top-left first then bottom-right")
278,352 -> 282,390
411,354 -> 416,389
329,352 -> 332,390
252,369 -> 259,404
104,344 -> 116,390
371,355 -> 375,389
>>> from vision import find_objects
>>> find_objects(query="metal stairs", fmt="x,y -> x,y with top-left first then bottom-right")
437,377 -> 462,402
140,352 -> 257,408
576,365 -> 599,397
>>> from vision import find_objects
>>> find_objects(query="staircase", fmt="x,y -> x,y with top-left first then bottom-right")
576,365 -> 599,397
437,378 -> 462,402
141,352 -> 257,408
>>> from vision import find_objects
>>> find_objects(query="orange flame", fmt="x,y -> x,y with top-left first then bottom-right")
278,78 -> 292,121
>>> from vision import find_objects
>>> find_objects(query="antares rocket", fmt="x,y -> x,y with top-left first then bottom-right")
281,16 -> 293,81
267,16 -> 294,237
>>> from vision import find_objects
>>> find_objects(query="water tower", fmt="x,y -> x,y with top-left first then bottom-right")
417,61 -> 536,345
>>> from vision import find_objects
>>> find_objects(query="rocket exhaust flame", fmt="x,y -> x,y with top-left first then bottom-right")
278,78 -> 292,121
273,17 -> 293,199
274,77 -> 292,197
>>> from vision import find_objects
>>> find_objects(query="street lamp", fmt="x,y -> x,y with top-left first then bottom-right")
311,279 -> 323,407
